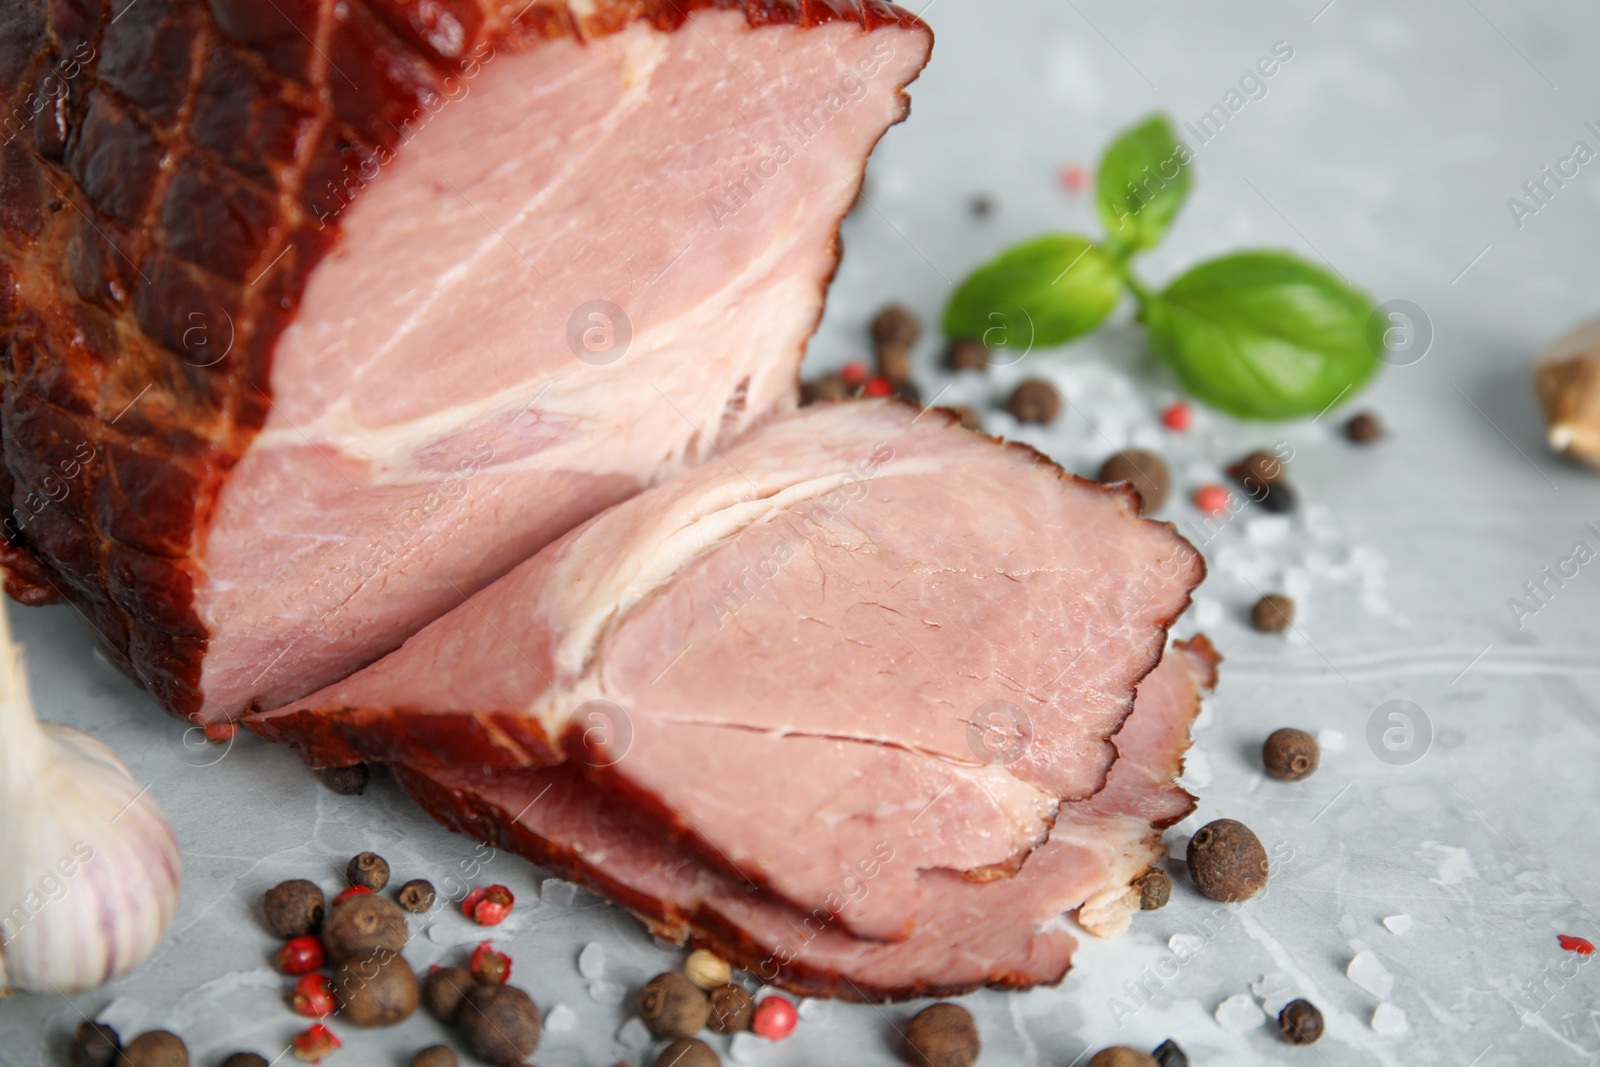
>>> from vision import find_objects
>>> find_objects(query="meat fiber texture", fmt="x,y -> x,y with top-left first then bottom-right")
253,400 -> 1207,950
0,0 -> 931,721
400,633 -> 1217,999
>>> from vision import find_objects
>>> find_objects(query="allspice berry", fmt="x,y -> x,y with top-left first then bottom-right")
423,966 -> 476,1022
1344,410 -> 1385,445
335,951 -> 420,1027
800,374 -> 852,405
398,878 -> 436,913
322,894 -> 409,963
654,1037 -> 720,1067
263,879 -> 325,938
1263,728 -> 1320,781
1008,379 -> 1061,424
117,1031 -> 188,1067
70,1021 -> 120,1067
1087,1049 -> 1158,1067
458,983 -> 542,1066
872,303 -> 921,353
1097,449 -> 1171,512
1133,868 -> 1171,910
1187,819 -> 1269,902
1279,999 -> 1325,1045
1251,593 -> 1295,633
218,1057 -> 267,1067
639,971 -> 710,1038
903,1002 -> 980,1067
318,763 -> 369,795
346,851 -> 390,891
945,338 -> 990,372
1233,449 -> 1287,489
707,983 -> 755,1033
411,1045 -> 457,1067
951,405 -> 984,432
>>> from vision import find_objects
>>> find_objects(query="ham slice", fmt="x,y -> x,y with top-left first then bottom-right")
0,0 -> 930,720
252,400 -> 1205,942
388,635 -> 1217,999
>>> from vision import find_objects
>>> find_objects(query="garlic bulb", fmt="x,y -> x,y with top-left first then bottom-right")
0,605 -> 182,993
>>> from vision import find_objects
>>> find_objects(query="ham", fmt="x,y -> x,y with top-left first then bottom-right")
387,635 -> 1217,999
0,0 -> 930,720
252,400 -> 1205,943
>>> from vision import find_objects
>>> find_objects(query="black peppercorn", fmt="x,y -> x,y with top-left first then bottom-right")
1263,727 -> 1320,781
458,983 -> 542,1065
1187,819 -> 1269,902
654,1037 -> 720,1067
69,1021 -> 120,1067
318,763 -> 369,795
903,1002 -> 980,1067
263,879 -> 325,938
322,894 -> 409,963
411,1048 -> 457,1067
1151,1038 -> 1189,1067
1279,998 -> 1325,1044
708,983 -> 755,1033
1133,868 -> 1171,910
346,851 -> 390,891
117,1030 -> 187,1067
1254,480 -> 1298,513
1251,594 -> 1295,633
1008,379 -> 1061,424
639,972 -> 710,1038
398,878 -> 436,913
219,1056 -> 269,1067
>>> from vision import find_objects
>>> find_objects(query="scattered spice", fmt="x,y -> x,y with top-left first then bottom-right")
1263,727 -> 1320,781
69,1020 -> 120,1067
118,1031 -> 188,1067
317,764 -> 369,796
291,1023 -> 341,1063
457,983 -> 542,1066
903,1002 -> 979,1067
654,1037 -> 719,1067
951,405 -> 984,431
219,1055 -> 269,1067
1344,410 -> 1385,444
332,885 -> 371,907
470,940 -> 512,984
1231,449 -> 1287,489
1535,343 -> 1600,466
1559,934 -> 1595,955
346,852 -> 390,892
945,338 -> 990,372
334,951 -> 420,1027
872,304 -> 920,382
1060,163 -> 1091,194
1278,998 -> 1325,1045
800,375 -> 852,405
752,995 -> 798,1041
423,966 -> 476,1022
1133,868 -> 1171,910
1151,1038 -> 1189,1067
639,972 -> 710,1038
1187,818 -> 1269,902
293,973 -> 338,1018
397,879 -> 436,913
893,378 -> 923,405
1251,594 -> 1296,634
411,1048 -> 457,1067
684,949 -> 732,990
322,895 -> 409,963
1254,480 -> 1299,514
1097,449 -> 1171,513
707,983 -> 755,1033
1193,484 -> 1231,516
461,884 -> 514,926
276,935 -> 328,976
840,360 -> 870,385
1008,379 -> 1061,424
863,376 -> 896,398
1086,1049 -> 1157,1067
970,194 -> 994,217
1160,401 -> 1192,431
264,880 -> 325,938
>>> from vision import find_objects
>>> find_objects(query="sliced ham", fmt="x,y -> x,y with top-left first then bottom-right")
389,635 -> 1217,999
252,400 -> 1205,942
0,0 -> 930,719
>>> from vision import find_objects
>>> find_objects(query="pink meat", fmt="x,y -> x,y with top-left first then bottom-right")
251,401 -> 1205,942
390,635 -> 1217,999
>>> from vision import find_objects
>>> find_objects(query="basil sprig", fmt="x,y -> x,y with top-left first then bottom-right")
944,114 -> 1380,420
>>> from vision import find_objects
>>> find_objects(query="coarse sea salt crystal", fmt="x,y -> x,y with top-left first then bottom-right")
1318,729 -> 1347,753
1169,933 -> 1205,956
730,1031 -> 768,1061
1214,992 -> 1266,1031
1372,1002 -> 1408,1034
1251,972 -> 1297,1016
95,997 -> 150,1036
1192,597 -> 1224,629
542,878 -> 578,906
1383,914 -> 1413,936
1347,951 -> 1394,998
578,942 -> 607,978
1247,516 -> 1291,545
1177,747 -> 1212,790
545,1004 -> 577,1033
798,997 -> 825,1019
588,980 -> 626,1006
617,1017 -> 653,1049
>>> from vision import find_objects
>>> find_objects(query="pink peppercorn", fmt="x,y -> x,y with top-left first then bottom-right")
1060,164 -> 1090,194
752,996 -> 798,1040
1193,484 -> 1231,516
292,1023 -> 341,1062
331,885 -> 371,906
1161,401 -> 1192,431
293,974 -> 337,1017
840,361 -> 870,385
461,885 -> 515,925
276,935 -> 327,975
863,376 -> 894,398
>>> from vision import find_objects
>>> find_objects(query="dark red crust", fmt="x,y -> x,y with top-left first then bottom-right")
0,0 -> 930,717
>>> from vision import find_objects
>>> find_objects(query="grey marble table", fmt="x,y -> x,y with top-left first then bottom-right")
4,1 -> 1600,1065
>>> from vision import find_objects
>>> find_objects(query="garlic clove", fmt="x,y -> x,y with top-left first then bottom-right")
1535,318 -> 1600,470
0,606 -> 183,994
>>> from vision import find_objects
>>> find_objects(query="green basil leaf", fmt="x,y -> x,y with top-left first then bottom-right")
1096,114 -> 1192,255
1142,251 -> 1380,419
943,235 -> 1124,352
